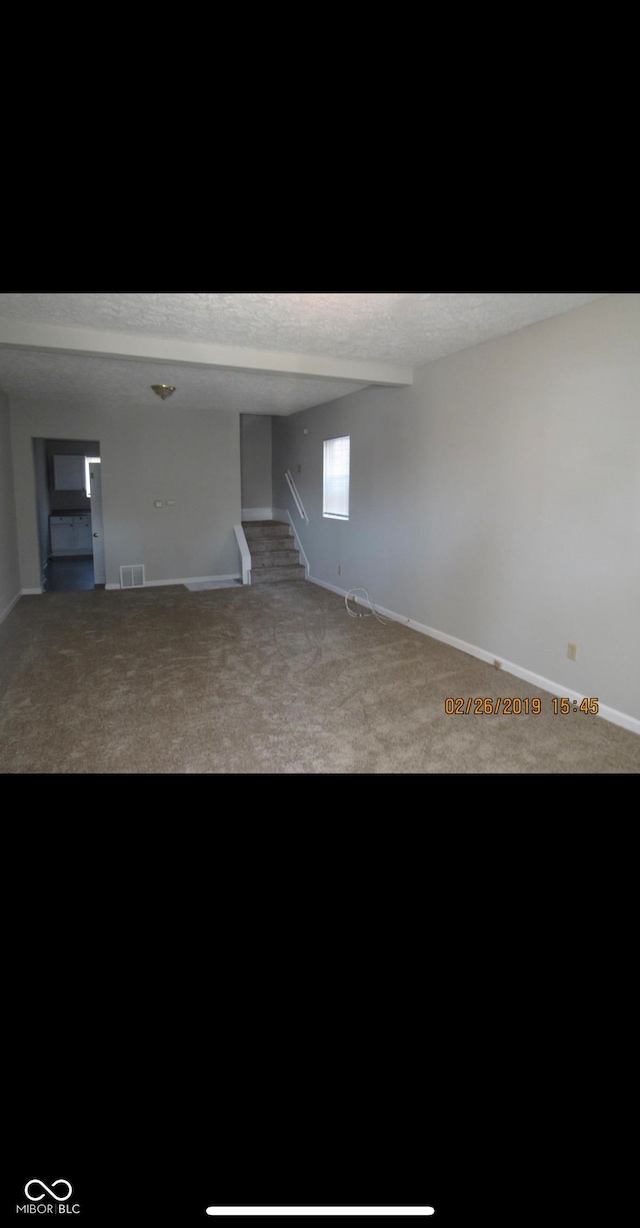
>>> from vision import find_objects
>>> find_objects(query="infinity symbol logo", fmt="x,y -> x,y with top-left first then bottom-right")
25,1180 -> 73,1202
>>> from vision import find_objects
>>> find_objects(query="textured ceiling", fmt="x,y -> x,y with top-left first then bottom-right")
0,293 -> 607,415
0,347 -> 368,415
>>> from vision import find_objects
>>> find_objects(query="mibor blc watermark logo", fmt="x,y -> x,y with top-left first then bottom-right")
16,1181 -> 80,1216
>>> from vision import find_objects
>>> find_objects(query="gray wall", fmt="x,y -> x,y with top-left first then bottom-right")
0,387 -> 20,618
273,294 -> 640,724
11,402 -> 242,589
240,414 -> 273,513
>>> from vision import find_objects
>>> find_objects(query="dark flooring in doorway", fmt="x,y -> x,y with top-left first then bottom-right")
43,556 -> 101,592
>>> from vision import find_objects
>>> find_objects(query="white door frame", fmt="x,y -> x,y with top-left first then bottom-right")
89,461 -> 106,584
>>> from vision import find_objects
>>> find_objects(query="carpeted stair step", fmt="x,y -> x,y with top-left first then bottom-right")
242,521 -> 291,538
242,520 -> 305,584
251,549 -> 300,568
251,563 -> 306,584
248,537 -> 295,553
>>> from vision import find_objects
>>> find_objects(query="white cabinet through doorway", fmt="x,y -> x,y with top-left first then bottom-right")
50,514 -> 92,555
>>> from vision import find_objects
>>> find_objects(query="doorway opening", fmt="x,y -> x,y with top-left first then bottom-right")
34,438 -> 104,592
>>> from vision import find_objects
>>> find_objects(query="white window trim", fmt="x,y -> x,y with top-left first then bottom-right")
323,436 -> 350,521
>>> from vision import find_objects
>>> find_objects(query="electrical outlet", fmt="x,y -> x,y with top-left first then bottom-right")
567,643 -> 579,661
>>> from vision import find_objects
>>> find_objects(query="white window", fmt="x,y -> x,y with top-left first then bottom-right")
85,456 -> 101,497
323,436 -> 350,520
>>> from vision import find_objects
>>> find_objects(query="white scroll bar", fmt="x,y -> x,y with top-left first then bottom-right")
205,1210 -> 435,1217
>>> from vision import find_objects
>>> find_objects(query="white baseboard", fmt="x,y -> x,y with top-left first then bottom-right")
146,573 -> 241,588
0,591 -> 23,624
21,587 -> 43,596
107,574 -> 241,590
308,576 -> 349,598
307,576 -> 640,736
242,507 -> 273,521
591,703 -> 640,736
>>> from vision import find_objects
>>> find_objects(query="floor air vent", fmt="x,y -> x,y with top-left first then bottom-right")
120,564 -> 145,589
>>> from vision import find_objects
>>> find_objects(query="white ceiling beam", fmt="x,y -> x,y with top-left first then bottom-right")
0,320 -> 413,388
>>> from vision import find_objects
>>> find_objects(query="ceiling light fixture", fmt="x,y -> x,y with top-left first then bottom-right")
151,384 -> 176,400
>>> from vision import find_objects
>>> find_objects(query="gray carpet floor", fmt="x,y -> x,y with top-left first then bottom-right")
1,581 -> 638,773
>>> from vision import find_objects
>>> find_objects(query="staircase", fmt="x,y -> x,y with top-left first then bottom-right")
243,521 -> 306,585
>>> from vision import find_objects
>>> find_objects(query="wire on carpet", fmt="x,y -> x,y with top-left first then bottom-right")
345,588 -> 388,624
